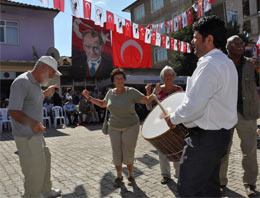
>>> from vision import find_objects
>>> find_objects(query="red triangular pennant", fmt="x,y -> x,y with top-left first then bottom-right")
83,0 -> 91,19
106,11 -> 114,31
53,0 -> 64,12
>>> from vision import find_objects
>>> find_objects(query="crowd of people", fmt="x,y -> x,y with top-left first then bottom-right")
4,15 -> 260,198
40,86 -> 149,127
42,87 -> 104,127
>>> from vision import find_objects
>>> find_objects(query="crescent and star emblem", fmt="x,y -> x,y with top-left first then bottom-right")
120,40 -> 143,65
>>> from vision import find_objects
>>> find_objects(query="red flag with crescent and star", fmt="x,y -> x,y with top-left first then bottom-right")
106,11 -> 114,31
112,31 -> 152,68
124,19 -> 132,37
83,0 -> 91,19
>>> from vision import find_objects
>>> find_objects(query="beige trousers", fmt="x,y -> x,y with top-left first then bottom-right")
219,113 -> 258,186
108,123 -> 139,166
14,135 -> 52,198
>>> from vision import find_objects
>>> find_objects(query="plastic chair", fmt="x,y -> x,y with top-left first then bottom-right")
0,108 -> 12,133
52,106 -> 66,128
42,107 -> 51,128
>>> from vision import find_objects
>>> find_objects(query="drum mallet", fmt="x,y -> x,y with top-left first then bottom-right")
153,94 -> 169,119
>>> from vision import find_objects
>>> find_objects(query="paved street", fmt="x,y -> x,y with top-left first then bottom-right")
0,124 -> 259,198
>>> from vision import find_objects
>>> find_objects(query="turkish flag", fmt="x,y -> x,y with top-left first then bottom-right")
178,15 -> 182,30
151,31 -> 156,45
187,8 -> 194,25
197,0 -> 203,18
124,19 -> 132,37
53,0 -> 64,12
112,31 -> 152,68
83,0 -> 91,19
169,19 -> 174,33
178,40 -> 181,51
161,35 -> 166,48
139,26 -> 146,41
170,38 -> 174,50
106,11 -> 114,31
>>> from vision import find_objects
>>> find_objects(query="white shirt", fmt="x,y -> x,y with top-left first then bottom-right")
170,49 -> 238,130
88,57 -> 101,73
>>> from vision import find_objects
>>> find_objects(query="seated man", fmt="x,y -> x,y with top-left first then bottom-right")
78,97 -> 90,124
64,97 -> 78,126
88,102 -> 100,123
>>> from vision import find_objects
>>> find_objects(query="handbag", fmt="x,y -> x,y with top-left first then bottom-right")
102,108 -> 109,135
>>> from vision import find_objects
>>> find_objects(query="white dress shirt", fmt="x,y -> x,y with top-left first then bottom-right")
170,49 -> 238,130
88,57 -> 102,73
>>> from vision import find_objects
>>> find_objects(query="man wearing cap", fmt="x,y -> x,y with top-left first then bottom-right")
8,56 -> 62,198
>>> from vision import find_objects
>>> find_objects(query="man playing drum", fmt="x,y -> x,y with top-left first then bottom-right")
165,15 -> 238,197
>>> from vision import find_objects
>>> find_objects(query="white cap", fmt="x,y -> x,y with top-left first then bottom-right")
38,56 -> 62,76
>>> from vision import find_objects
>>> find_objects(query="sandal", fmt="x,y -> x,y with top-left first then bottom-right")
161,177 -> 170,185
128,176 -> 135,186
113,177 -> 123,188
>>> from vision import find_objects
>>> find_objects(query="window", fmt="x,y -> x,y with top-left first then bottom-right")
0,20 -> 19,44
226,10 -> 238,23
154,47 -> 167,63
134,4 -> 145,21
242,0 -> 250,18
151,0 -> 164,12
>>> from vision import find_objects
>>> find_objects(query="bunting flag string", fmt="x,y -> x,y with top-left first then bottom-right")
37,0 -> 211,53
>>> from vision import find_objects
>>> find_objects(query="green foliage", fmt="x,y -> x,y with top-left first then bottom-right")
169,25 -> 197,76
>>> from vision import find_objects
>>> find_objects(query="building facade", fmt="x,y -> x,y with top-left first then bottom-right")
0,0 -> 59,99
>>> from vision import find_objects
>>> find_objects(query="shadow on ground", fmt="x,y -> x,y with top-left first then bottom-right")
0,128 -> 69,141
61,185 -> 88,198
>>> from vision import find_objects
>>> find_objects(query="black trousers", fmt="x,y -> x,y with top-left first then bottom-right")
177,127 -> 231,197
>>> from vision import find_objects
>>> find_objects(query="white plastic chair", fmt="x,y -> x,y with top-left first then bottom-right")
0,108 -> 12,133
52,106 -> 66,128
42,107 -> 51,128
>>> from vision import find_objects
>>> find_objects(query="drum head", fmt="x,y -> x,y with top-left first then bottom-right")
142,92 -> 185,139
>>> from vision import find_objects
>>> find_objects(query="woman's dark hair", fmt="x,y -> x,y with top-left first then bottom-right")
110,67 -> 126,83
193,15 -> 227,51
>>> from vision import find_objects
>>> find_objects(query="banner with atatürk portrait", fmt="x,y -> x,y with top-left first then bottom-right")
72,17 -> 113,80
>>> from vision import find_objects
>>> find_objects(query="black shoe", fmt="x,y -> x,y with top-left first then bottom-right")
161,177 -> 170,185
220,185 -> 227,196
113,177 -> 123,188
244,184 -> 258,197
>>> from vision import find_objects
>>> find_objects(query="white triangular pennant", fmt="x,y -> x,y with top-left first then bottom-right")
132,23 -> 139,39
182,12 -> 188,28
166,36 -> 170,49
155,32 -> 161,46
70,0 -> 80,18
95,6 -> 104,27
116,15 -> 123,34
145,28 -> 151,44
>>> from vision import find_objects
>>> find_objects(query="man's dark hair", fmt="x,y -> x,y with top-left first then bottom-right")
82,30 -> 104,45
193,15 -> 227,51
110,67 -> 126,83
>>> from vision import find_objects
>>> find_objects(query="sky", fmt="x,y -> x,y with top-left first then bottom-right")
12,0 -> 136,56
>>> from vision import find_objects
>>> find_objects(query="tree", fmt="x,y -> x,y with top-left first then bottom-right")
169,25 -> 197,76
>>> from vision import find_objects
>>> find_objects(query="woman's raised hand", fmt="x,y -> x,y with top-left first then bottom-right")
154,83 -> 161,95
145,83 -> 152,95
82,89 -> 90,99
